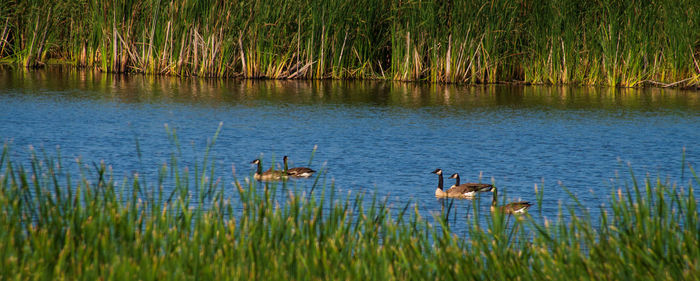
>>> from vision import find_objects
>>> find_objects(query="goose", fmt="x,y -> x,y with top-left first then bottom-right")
490,187 -> 533,214
447,173 -> 494,197
250,159 -> 288,181
432,169 -> 448,197
283,156 -> 316,178
433,168 -> 485,198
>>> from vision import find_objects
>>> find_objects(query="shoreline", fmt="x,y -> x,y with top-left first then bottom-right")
2,63 -> 699,90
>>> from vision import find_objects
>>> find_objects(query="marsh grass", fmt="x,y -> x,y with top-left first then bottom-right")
1,127 -> 698,279
0,0 -> 698,87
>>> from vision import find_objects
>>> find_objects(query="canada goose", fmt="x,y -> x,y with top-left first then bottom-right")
433,168 -> 483,198
250,159 -> 288,181
447,173 -> 494,197
283,156 -> 316,178
490,187 -> 532,214
432,169 -> 447,197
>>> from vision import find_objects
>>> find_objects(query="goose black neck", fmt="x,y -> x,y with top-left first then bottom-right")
283,158 -> 288,172
454,175 -> 460,186
257,161 -> 263,174
438,173 -> 444,190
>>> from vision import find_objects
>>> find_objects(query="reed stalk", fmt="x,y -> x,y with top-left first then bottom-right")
0,0 -> 697,87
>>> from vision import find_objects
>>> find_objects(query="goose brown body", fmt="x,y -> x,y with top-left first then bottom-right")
283,156 -> 316,178
251,159 -> 288,181
491,187 -> 533,214
447,173 -> 494,197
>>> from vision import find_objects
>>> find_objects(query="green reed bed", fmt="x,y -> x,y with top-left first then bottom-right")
1,0 -> 698,87
0,138 -> 698,280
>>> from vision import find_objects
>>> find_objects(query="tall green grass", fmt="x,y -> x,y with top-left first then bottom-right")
0,0 -> 698,87
521,0 -> 700,87
1,133 -> 698,279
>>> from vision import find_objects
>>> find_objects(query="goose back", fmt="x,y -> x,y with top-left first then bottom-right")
447,173 -> 493,198
283,156 -> 316,178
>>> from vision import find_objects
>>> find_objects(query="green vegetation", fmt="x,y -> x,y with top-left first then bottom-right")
0,128 -> 698,280
0,0 -> 698,87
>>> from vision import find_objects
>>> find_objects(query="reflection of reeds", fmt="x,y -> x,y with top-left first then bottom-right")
5,66 -> 700,109
0,0 -> 698,87
0,131 -> 698,279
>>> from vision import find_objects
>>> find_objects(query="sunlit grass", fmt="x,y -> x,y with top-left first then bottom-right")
0,127 -> 698,279
0,0 -> 697,87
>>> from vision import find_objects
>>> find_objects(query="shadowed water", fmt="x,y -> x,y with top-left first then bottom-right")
1,67 -> 699,234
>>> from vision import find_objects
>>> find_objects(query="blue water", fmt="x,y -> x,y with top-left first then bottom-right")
1,67 -> 699,233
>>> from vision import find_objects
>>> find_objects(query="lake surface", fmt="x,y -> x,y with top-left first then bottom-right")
1,67 -> 699,233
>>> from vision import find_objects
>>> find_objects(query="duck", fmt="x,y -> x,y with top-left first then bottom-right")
283,156 -> 316,178
250,159 -> 288,181
447,173 -> 494,197
490,186 -> 533,214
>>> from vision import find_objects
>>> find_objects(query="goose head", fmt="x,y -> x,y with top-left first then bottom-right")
431,168 -> 442,175
448,173 -> 459,179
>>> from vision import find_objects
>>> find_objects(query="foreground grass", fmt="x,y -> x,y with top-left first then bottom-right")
0,140 -> 698,280
0,0 -> 698,87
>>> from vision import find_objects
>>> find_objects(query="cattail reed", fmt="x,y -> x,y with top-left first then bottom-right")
0,0 -> 697,87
